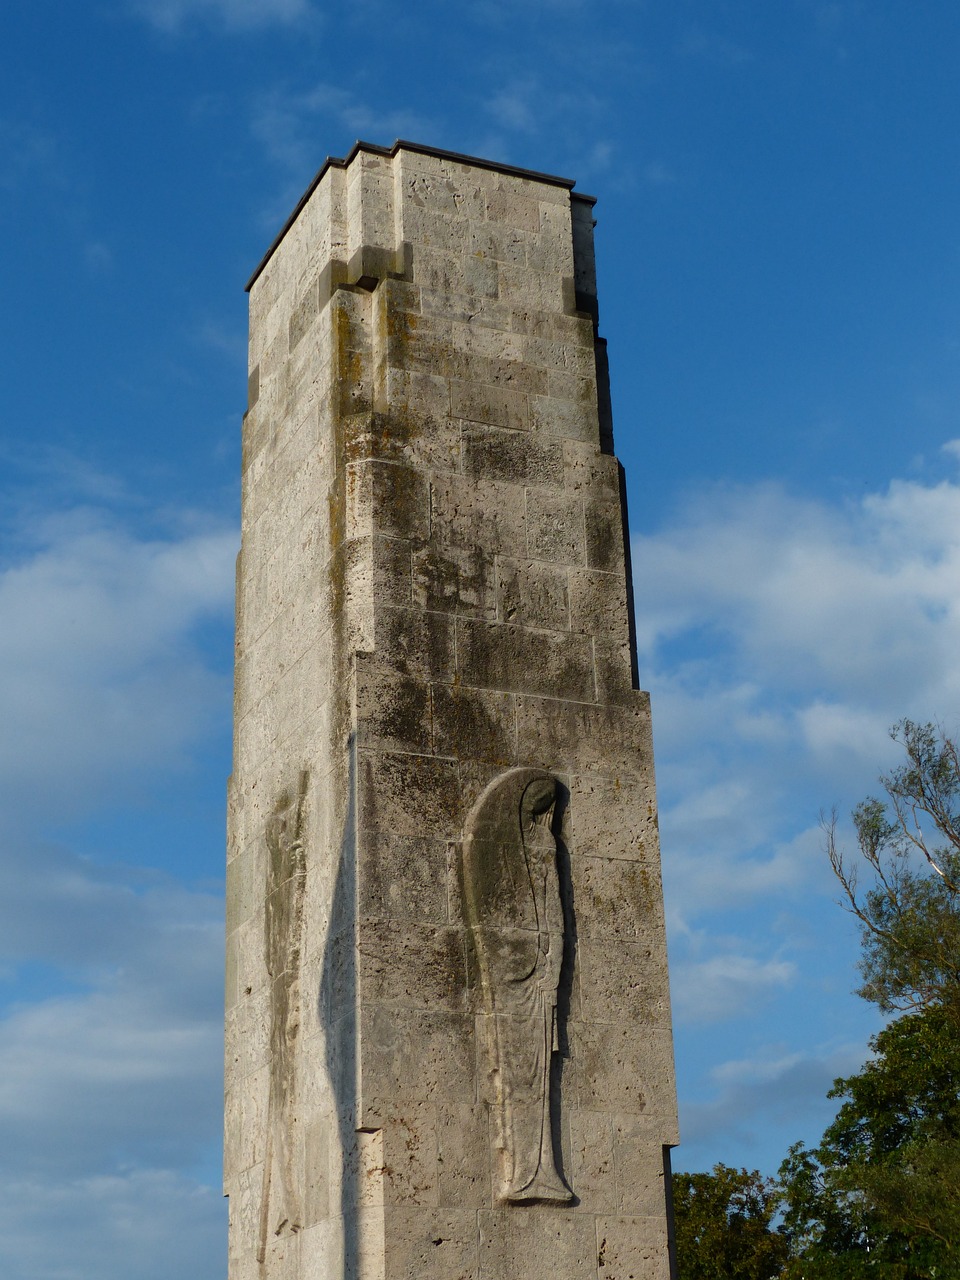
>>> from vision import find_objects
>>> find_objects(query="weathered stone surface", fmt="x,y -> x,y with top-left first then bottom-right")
458,619 -> 595,702
360,1007 -> 476,1109
516,695 -> 654,773
478,1208 -> 597,1279
572,855 -> 668,943
356,918 -> 468,1011
461,422 -> 564,487
575,1024 -> 678,1123
358,750 -> 462,837
613,1122 -> 675,1217
431,683 -> 517,765
569,1109 -> 617,1213
526,490 -> 586,564
372,605 -> 454,680
429,473 -> 527,554
496,556 -> 569,630
596,1217 -> 674,1280
357,832 -> 449,923
383,1207 -> 480,1280
229,140 -> 677,1280
412,542 -> 498,619
355,658 -> 432,755
436,1103 -> 492,1208
450,378 -> 529,431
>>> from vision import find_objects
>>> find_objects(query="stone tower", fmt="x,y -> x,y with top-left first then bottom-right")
226,140 -> 679,1280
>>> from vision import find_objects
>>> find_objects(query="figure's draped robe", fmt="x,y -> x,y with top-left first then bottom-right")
259,775 -> 309,1261
462,769 -> 572,1203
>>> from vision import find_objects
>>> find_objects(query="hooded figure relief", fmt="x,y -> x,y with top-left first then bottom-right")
462,767 -> 573,1204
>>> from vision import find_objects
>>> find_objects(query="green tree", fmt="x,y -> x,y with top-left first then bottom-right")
824,719 -> 960,1026
779,721 -> 960,1277
779,1007 -> 960,1278
673,1163 -> 789,1280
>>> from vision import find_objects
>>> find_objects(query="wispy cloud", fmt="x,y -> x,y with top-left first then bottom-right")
131,0 -> 311,33
636,457 -> 960,800
672,952 -> 797,1024
251,84 -> 432,179
488,76 -> 543,135
84,241 -> 114,275
0,509 -> 236,816
639,454 -> 960,929
0,495 -> 233,1276
0,119 -> 64,194
0,871 -> 222,1170
675,1041 -> 866,1169
640,449 -> 960,1165
196,317 -> 247,365
678,25 -> 753,68
643,161 -> 678,186
0,1170 -> 224,1279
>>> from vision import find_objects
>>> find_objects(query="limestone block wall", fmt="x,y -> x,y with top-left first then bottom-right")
227,140 -> 678,1280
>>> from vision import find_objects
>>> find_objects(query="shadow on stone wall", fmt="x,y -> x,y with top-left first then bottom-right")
320,735 -> 359,1279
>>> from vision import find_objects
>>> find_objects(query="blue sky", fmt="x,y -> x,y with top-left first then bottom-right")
3,1 -> 960,1274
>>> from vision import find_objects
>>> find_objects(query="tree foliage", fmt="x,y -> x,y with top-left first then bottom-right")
781,721 -> 960,1276
824,719 -> 960,1026
676,723 -> 960,1277
673,1164 -> 789,1280
779,1007 -> 960,1278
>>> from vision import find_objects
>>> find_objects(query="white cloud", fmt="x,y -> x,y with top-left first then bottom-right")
635,476 -> 960,713
0,119 -> 63,194
132,0 -> 310,33
0,872 -> 222,1175
0,1171 -> 225,1280
0,813 -> 225,1275
0,509 -> 236,816
636,458 -> 960,1167
635,467 -> 960,902
673,1040 -> 868,1171
672,952 -> 796,1023
251,85 -> 432,182
0,497 -> 232,1275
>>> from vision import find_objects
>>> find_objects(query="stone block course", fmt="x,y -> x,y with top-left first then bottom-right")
496,556 -> 569,631
450,378 -> 529,431
357,833 -> 450,923
356,919 -> 468,1012
431,683 -> 518,765
526,489 -> 586,564
412,543 -> 498,619
461,422 -> 564,487
358,750 -> 462,837
429,474 -> 527,555
361,1008 -> 476,1107
516,695 -> 653,773
457,619 -> 595,702
372,605 -> 455,680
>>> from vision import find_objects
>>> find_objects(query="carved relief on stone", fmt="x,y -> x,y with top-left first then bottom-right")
258,771 -> 309,1264
462,768 -> 573,1204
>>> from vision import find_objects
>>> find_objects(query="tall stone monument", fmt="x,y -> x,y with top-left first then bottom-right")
226,140 -> 679,1280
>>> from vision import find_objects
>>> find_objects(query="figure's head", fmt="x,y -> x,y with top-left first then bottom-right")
521,775 -> 556,827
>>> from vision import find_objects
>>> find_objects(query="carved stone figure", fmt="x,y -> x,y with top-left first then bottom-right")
462,768 -> 572,1204
259,772 -> 309,1263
